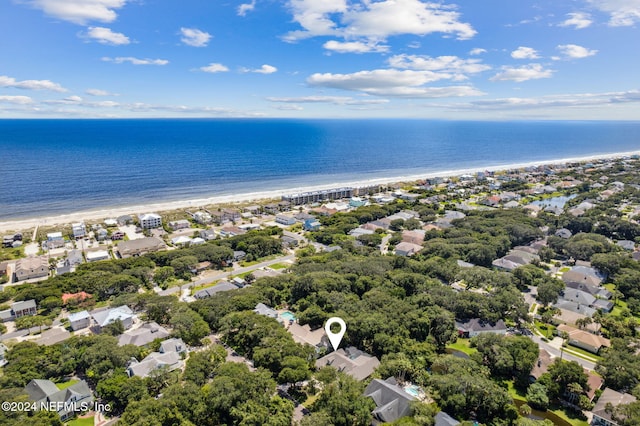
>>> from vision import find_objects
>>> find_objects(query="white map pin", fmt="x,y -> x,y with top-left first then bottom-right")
325,317 -> 346,351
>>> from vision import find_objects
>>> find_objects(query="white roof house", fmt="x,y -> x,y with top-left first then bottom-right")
91,305 -> 135,330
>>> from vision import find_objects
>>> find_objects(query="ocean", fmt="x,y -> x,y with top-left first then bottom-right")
1,119 -> 639,220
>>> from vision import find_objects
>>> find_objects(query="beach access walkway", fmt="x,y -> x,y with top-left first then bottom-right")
158,253 -> 295,297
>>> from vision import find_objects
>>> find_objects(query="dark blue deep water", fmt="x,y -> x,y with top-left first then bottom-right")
1,119 -> 639,219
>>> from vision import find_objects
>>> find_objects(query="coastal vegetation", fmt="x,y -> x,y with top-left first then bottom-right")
2,156 -> 640,425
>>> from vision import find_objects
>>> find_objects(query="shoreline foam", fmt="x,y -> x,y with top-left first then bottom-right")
1,149 -> 638,234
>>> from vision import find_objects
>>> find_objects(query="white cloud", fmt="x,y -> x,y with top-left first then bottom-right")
102,57 -> 169,65
180,27 -> 212,47
447,90 -> 640,111
238,0 -> 256,16
557,44 -> 598,59
284,0 -> 475,44
86,88 -> 115,96
558,12 -> 593,29
267,96 -> 389,105
323,40 -> 389,53
255,64 -> 278,74
587,0 -> 640,26
85,26 -> 130,45
469,48 -> 486,55
388,54 -> 491,77
490,64 -> 554,82
199,63 -> 229,73
0,95 -> 34,104
511,46 -> 539,59
0,75 -> 67,92
27,0 -> 127,25
307,69 -> 484,98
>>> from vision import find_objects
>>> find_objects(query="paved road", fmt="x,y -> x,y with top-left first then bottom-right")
529,333 -> 597,371
159,254 -> 295,296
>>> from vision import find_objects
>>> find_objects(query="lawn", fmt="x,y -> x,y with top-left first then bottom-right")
56,379 -> 79,390
561,344 -> 601,363
269,262 -> 289,270
446,338 -> 476,356
66,415 -> 94,426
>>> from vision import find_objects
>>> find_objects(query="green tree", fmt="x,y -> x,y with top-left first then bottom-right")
526,382 -> 550,410
169,306 -> 211,346
310,372 -> 375,426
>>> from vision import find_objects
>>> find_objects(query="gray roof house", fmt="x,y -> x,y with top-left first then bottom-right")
562,288 -> 597,306
159,338 -> 186,354
193,281 -> 240,299
455,319 -> 507,338
591,387 -> 636,426
126,339 -> 185,379
364,377 -> 416,424
127,351 -> 183,378
435,411 -> 461,426
25,379 -> 93,421
253,303 -> 279,320
316,347 -> 380,381
118,322 -> 170,346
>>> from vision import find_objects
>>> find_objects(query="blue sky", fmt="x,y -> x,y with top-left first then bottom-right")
1,0 -> 639,119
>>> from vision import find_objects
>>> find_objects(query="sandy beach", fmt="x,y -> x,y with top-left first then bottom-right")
1,150 -> 639,234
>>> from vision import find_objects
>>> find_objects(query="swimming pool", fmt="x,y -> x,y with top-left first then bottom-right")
404,385 -> 421,397
280,311 -> 296,321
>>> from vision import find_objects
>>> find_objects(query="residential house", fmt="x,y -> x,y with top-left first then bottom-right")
15,256 -> 49,281
117,215 -> 133,225
565,281 -> 611,300
91,305 -> 135,332
193,211 -> 212,224
168,219 -> 191,230
104,218 -> 118,227
316,347 -> 380,381
281,235 -> 299,248
557,324 -> 611,354
118,322 -> 170,346
233,250 -> 246,261
171,236 -> 192,246
11,299 -> 38,319
126,350 -> 184,378
86,250 -> 110,262
68,310 -> 91,331
364,377 -> 416,424
25,379 -> 93,421
160,338 -> 186,354
67,249 -> 83,266
72,222 -> 86,239
116,237 -> 166,258
46,232 -> 65,249
434,412 -> 460,426
529,349 -> 554,381
199,229 -> 216,241
394,242 -> 423,257
219,226 -> 245,237
303,219 -> 321,231
110,230 -> 125,240
287,323 -> 328,351
193,281 -> 240,299
139,213 -> 162,229
401,230 -> 425,245
275,214 -> 297,226
253,303 -> 279,321
591,388 -> 636,426
455,318 -> 507,338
